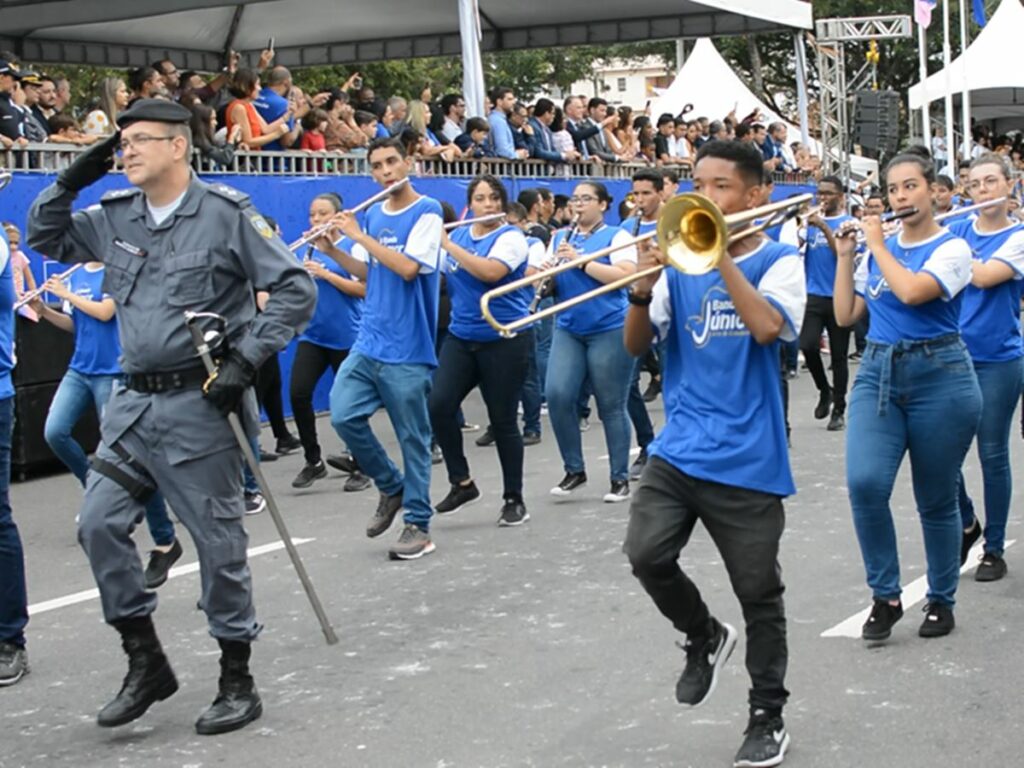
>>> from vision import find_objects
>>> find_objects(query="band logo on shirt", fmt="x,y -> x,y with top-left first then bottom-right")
373,228 -> 404,265
686,286 -> 748,347
867,275 -> 890,299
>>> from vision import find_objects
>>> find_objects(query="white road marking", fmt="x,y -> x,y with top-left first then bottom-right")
27,538 -> 315,616
821,539 -> 1016,638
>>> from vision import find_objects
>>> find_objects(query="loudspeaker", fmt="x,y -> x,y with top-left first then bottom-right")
11,380 -> 100,479
13,310 -> 75,387
852,90 -> 901,155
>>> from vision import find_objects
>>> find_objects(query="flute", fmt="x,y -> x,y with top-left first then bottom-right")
13,263 -> 84,310
444,213 -> 506,231
934,196 -> 1008,224
287,178 -> 409,252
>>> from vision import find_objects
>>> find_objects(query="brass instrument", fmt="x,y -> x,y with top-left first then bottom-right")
287,178 -> 409,252
482,192 -> 814,338
14,263 -> 84,310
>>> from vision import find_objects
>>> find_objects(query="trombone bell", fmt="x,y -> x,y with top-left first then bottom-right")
658,194 -> 728,275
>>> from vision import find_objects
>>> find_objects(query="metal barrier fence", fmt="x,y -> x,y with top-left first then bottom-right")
1,143 -> 816,185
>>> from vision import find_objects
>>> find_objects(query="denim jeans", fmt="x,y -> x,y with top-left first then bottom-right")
534,298 -> 554,403
330,352 -> 434,530
520,331 -> 543,436
546,326 -> 633,482
46,370 -> 175,546
0,397 -> 27,647
628,356 -> 655,450
846,336 -> 981,607
957,356 -> 1024,555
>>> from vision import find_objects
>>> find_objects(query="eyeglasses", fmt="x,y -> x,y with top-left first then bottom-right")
118,135 -> 176,152
966,177 -> 1004,192
570,195 -> 599,204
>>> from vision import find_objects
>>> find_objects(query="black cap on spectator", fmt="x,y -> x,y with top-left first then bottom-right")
116,98 -> 192,128
0,60 -> 22,78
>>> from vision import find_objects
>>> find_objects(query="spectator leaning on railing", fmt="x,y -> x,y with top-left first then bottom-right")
455,116 -> 491,159
127,66 -> 166,105
439,93 -> 465,143
583,98 -> 619,163
226,68 -> 290,151
527,98 -> 578,164
82,77 -> 129,136
254,66 -> 301,151
15,73 -> 49,143
407,99 -> 458,162
487,87 -> 526,161
0,61 -> 28,150
323,89 -> 366,153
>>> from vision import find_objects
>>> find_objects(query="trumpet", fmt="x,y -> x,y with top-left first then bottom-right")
287,178 -> 409,252
482,192 -> 814,338
443,213 -> 506,231
14,263 -> 84,310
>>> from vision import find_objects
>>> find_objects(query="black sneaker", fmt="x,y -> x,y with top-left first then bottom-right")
522,432 -> 541,446
367,491 -> 403,538
629,448 -> 648,481
642,377 -> 661,403
475,427 -> 496,447
734,709 -> 790,768
258,448 -> 278,462
144,539 -> 183,590
325,453 -> 358,474
275,434 -> 302,455
603,479 -> 631,503
0,642 -> 29,687
498,498 -> 529,527
861,599 -> 903,641
550,471 -> 587,497
343,471 -> 372,493
435,481 -> 481,515
813,389 -> 831,420
826,410 -> 845,431
291,460 -> 327,489
675,618 -> 738,707
243,492 -> 266,515
960,517 -> 981,566
919,602 -> 955,638
388,524 -> 436,560
975,552 -> 1008,582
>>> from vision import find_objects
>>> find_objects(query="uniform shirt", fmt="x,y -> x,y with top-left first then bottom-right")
27,177 -> 315,374
951,218 -> 1024,362
549,224 -> 637,336
64,266 -> 121,375
0,230 -> 15,399
854,229 -> 972,344
298,241 -> 365,351
351,195 -> 443,366
649,238 -> 806,496
0,91 -> 25,141
253,87 -> 293,152
620,216 -> 657,238
447,223 -> 528,342
804,213 -> 852,297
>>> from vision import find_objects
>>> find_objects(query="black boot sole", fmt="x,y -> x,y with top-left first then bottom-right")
97,669 -> 179,728
195,697 -> 263,735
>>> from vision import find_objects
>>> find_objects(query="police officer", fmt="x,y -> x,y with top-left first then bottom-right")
27,100 -> 315,734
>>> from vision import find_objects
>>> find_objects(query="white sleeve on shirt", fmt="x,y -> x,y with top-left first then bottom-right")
921,237 -> 972,300
403,212 -> 443,274
487,230 -> 528,272
854,253 -> 869,296
991,229 -> 1024,279
650,271 -> 672,342
758,254 -> 807,341
527,240 -> 547,268
608,229 -> 638,265
351,242 -> 369,265
779,218 -> 801,248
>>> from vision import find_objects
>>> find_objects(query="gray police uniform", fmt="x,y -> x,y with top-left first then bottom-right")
28,177 -> 315,640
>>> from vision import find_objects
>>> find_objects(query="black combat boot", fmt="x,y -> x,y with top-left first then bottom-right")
97,616 -> 178,727
195,639 -> 263,735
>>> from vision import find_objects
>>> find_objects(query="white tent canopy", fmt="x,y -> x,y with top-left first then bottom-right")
0,0 -> 812,69
908,0 -> 1024,125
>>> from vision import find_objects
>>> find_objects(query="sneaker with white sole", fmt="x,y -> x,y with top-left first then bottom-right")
675,618 -> 738,707
388,524 -> 436,560
243,492 -> 266,515
435,481 -> 481,514
734,708 -> 789,768
603,479 -> 630,503
550,471 -> 587,497
497,498 -> 529,527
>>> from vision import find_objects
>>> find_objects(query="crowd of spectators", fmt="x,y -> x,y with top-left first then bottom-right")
3,47 -> 1024,182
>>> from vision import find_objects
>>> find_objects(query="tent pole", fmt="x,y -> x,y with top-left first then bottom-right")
917,23 -> 931,147
942,0 -> 956,174
459,0 -> 487,118
958,0 -> 972,163
793,32 -> 810,145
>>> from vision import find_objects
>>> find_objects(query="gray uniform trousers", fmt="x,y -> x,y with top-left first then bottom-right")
78,384 -> 261,642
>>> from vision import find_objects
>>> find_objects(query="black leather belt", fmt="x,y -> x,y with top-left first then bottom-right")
123,366 -> 209,393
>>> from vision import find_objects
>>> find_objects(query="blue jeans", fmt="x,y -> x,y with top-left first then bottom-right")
534,299 -> 554,403
330,352 -> 434,530
782,339 -> 798,371
957,356 -> 1024,555
629,356 -> 655,450
520,330 -> 542,436
45,370 -> 175,546
0,397 -> 26,647
846,336 -> 981,607
546,327 -> 633,482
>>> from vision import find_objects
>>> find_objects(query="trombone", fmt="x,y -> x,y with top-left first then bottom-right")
480,192 -> 814,338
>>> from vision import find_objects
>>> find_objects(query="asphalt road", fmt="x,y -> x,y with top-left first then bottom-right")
3,367 -> 1023,768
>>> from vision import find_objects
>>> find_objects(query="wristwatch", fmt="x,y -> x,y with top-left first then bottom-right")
628,289 -> 653,307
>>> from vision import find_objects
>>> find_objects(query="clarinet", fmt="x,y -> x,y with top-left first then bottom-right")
529,215 -> 579,313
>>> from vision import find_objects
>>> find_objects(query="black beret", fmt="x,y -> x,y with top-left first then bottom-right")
116,98 -> 192,128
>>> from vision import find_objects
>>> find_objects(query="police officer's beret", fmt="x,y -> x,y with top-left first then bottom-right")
116,98 -> 192,128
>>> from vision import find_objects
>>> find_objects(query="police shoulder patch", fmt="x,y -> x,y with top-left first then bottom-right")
100,187 -> 138,205
248,213 -> 275,239
207,182 -> 251,206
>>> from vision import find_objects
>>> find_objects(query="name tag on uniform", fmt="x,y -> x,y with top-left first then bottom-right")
113,238 -> 147,258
